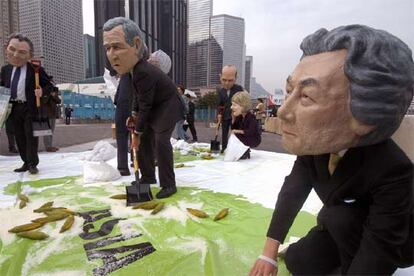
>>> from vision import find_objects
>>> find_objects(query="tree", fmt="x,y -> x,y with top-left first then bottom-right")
196,91 -> 219,108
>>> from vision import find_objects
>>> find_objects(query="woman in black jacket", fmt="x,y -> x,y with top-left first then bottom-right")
230,91 -> 261,159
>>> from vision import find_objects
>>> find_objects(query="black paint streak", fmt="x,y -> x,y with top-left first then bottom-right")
83,233 -> 142,251
78,209 -> 112,223
92,245 -> 156,276
87,242 -> 153,262
82,223 -> 95,233
79,209 -> 156,275
80,218 -> 125,240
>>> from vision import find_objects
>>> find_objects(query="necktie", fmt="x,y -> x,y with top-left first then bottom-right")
227,90 -> 230,98
328,153 -> 341,175
10,67 -> 21,100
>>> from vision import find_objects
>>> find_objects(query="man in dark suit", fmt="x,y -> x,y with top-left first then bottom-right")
114,74 -> 132,176
217,65 -> 243,153
103,17 -> 181,199
250,25 -> 413,275
5,117 -> 18,153
0,33 -> 52,174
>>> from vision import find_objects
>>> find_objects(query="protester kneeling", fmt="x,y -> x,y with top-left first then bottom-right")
230,91 -> 261,160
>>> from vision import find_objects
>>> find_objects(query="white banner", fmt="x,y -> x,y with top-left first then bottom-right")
0,86 -> 11,128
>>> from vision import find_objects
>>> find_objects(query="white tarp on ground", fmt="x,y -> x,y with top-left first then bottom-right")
0,143 -> 412,275
0,143 -> 321,214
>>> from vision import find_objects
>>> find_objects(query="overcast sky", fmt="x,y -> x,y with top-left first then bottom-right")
83,0 -> 414,93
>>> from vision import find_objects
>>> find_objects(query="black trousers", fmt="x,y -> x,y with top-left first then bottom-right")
115,128 -> 129,171
183,119 -> 197,141
221,119 -> 232,150
65,116 -> 71,125
10,103 -> 39,167
115,107 -> 130,171
138,126 -> 175,189
5,116 -> 16,149
285,205 -> 397,275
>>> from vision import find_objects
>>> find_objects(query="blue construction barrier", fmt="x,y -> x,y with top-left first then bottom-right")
194,107 -> 217,121
61,90 -> 115,120
61,91 -> 216,122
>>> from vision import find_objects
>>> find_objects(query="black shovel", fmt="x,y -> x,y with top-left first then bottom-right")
126,146 -> 153,206
210,122 -> 221,153
32,61 -> 52,137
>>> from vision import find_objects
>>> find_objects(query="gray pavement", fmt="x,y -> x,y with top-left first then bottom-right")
0,121 -> 288,155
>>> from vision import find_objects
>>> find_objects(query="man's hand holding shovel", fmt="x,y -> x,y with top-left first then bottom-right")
34,88 -> 42,98
126,114 -> 140,150
217,113 -> 222,124
126,114 -> 136,131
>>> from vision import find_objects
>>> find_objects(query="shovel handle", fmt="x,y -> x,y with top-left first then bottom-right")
131,131 -> 139,172
215,122 -> 221,137
133,148 -> 139,171
35,69 -> 41,107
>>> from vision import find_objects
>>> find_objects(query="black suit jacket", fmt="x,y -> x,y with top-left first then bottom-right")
114,74 -> 133,133
187,101 -> 195,121
131,59 -> 181,133
231,112 -> 261,148
267,139 -> 413,271
0,63 -> 52,117
114,74 -> 132,113
218,84 -> 244,120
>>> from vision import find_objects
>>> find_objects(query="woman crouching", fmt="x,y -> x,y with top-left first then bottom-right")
230,91 -> 262,159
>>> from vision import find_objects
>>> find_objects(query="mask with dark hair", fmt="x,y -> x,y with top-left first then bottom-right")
300,24 -> 414,145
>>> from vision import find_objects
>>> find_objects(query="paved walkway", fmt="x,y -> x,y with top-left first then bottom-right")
0,121 -> 288,155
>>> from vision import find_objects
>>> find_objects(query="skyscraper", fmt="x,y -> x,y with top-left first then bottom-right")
0,0 -> 19,66
209,14 -> 245,87
94,0 -> 187,85
19,0 -> 84,83
245,55 -> 253,92
129,0 -> 187,85
186,0 -> 212,89
84,34 -> 97,79
94,0 -> 125,76
186,3 -> 246,92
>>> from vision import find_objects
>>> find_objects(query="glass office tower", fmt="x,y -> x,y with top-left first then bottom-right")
0,0 -> 19,66
209,14 -> 245,87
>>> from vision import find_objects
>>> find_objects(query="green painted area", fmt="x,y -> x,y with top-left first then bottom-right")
0,176 -> 315,275
173,150 -> 200,163
173,150 -> 218,163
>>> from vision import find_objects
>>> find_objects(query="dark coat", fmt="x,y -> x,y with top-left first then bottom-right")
64,107 -> 73,117
187,100 -> 195,122
42,89 -> 61,118
267,139 -> 413,272
114,74 -> 133,133
0,63 -> 52,118
218,84 -> 244,120
231,112 -> 261,148
131,59 -> 181,133
114,74 -> 132,118
178,94 -> 188,120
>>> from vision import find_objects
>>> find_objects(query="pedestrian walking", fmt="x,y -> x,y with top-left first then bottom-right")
183,93 -> 197,142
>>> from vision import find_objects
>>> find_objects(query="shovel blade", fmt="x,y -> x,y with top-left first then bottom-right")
125,181 -> 153,206
32,120 -> 52,137
210,140 -> 220,153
